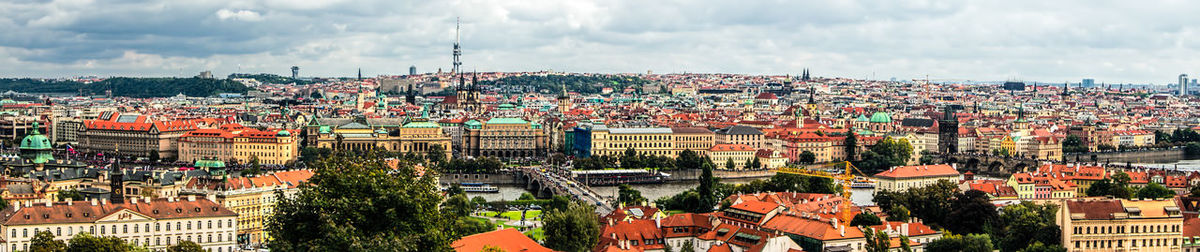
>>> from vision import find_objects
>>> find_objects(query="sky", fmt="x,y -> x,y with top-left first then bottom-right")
0,0 -> 1197,84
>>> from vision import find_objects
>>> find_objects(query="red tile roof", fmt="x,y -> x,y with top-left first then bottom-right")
0,198 -> 235,226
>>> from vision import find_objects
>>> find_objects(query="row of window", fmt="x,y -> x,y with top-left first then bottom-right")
1073,224 -> 1180,235
1073,238 -> 1180,249
13,219 -> 233,238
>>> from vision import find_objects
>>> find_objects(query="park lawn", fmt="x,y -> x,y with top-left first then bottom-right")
471,216 -> 544,241
663,210 -> 686,215
481,210 -> 542,221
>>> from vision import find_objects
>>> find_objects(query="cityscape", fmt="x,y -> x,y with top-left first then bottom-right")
0,1 -> 1199,252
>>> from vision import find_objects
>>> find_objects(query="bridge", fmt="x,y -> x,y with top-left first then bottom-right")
515,166 -> 616,214
939,153 -> 1050,176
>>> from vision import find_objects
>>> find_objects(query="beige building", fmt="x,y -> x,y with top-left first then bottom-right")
715,125 -> 764,149
308,118 -> 452,159
0,197 -> 237,252
708,144 -> 756,170
80,113 -> 197,159
178,124 -> 299,165
462,117 -> 547,158
1059,198 -> 1184,251
873,164 -> 960,192
182,170 -> 312,245
588,126 -> 715,158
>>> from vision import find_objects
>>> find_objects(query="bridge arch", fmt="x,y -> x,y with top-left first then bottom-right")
987,161 -> 1004,173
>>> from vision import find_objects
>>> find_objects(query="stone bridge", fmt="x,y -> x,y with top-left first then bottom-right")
515,166 -> 615,214
938,153 -> 1050,176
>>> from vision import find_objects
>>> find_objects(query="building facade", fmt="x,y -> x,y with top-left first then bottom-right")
178,124 -> 299,165
0,197 -> 237,252
873,164 -> 960,192
80,114 -> 197,159
1059,198 -> 1184,251
462,117 -> 548,158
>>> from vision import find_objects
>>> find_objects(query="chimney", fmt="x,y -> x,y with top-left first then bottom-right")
45,201 -> 51,207
131,197 -> 138,204
952,163 -> 958,170
90,199 -> 98,206
655,214 -> 662,228
13,203 -> 18,211
24,201 -> 31,207
101,198 -> 107,205
187,195 -> 196,202
901,223 -> 909,236
66,199 -> 73,206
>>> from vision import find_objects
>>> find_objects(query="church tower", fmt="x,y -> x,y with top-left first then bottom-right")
110,147 -> 124,204
806,86 -> 819,121
557,83 -> 571,114
938,106 -> 959,154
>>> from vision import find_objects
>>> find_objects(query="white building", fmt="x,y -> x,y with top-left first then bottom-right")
0,196 -> 237,252
873,164 -> 960,192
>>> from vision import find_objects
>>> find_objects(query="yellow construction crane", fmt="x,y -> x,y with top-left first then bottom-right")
777,161 -> 873,222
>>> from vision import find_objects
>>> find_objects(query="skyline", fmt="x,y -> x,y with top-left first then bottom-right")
0,1 -> 1198,84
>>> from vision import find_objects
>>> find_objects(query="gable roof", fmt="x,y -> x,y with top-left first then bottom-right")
451,228 -> 553,252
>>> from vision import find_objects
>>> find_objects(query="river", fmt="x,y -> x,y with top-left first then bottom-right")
467,177 -> 880,206
1134,158 -> 1200,171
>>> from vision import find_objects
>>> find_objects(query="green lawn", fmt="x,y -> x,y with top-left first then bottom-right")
470,216 -> 544,241
480,210 -> 542,221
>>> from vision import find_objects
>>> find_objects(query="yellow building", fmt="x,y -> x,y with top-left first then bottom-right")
309,118 -> 452,159
1059,198 -> 1184,251
588,126 -> 715,158
462,117 -> 548,158
708,144 -> 756,170
0,197 -> 238,252
178,124 -> 299,165
182,169 -> 313,245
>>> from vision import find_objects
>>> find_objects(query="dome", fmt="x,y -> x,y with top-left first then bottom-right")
855,115 -> 870,122
869,112 -> 892,123
276,130 -> 292,137
19,122 -> 51,150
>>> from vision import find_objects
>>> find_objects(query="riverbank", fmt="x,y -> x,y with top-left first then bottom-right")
664,169 -> 775,181
1064,149 -> 1191,164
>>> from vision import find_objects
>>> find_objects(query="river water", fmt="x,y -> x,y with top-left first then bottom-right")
467,177 -> 880,206
1134,158 -> 1200,171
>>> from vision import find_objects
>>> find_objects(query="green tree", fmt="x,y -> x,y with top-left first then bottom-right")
66,232 -> 138,252
29,231 -> 67,252
1154,130 -> 1173,144
695,161 -> 717,213
57,189 -> 86,201
680,240 -> 695,252
546,195 -> 572,212
1135,182 -> 1175,199
918,150 -> 936,165
724,158 -> 735,170
621,147 -> 641,169
243,155 -> 262,177
425,144 -> 447,165
944,189 -> 997,235
862,228 -> 891,252
471,196 -> 489,207
1017,242 -> 1066,252
1062,135 -> 1087,153
675,149 -> 702,170
850,212 -> 883,227
992,202 -> 1061,252
845,130 -> 858,161
1085,178 -> 1114,197
518,192 -> 536,201
616,184 -> 647,207
1097,144 -> 1115,152
445,193 -> 474,217
166,241 -> 203,252
798,151 -> 816,164
749,157 -> 762,170
926,232 -> 994,252
266,150 -> 460,251
543,201 -> 601,252
479,245 -> 507,252
1186,142 -> 1200,156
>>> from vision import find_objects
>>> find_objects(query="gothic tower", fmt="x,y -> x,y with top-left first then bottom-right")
110,147 -> 124,204
938,106 -> 959,154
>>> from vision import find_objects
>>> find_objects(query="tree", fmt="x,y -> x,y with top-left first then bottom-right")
518,192 -> 536,201
1154,130 -> 1173,145
148,151 -> 160,163
675,149 -> 702,170
918,150 -> 936,165
749,157 -> 762,170
166,241 -> 203,252
798,151 -> 816,164
944,189 -> 997,235
425,144 -> 446,165
616,184 -> 647,207
695,161 -> 717,213
266,150 -> 461,251
850,212 -> 883,227
29,231 -> 66,252
862,228 -> 891,252
1136,182 -> 1175,199
845,130 -> 858,161
66,232 -> 138,252
1097,144 -> 1116,152
479,245 -> 507,252
445,193 -> 473,217
471,196 -> 489,207
543,201 -> 601,252
725,158 -> 735,170
680,240 -> 696,252
1062,135 -> 1087,153
1017,242 -> 1066,252
926,233 -> 994,252
311,91 -> 323,99
57,189 -> 86,201
1186,142 -> 1200,156
1085,178 -> 1114,197
992,202 -> 1061,252
242,155 -> 262,177
621,147 -> 641,169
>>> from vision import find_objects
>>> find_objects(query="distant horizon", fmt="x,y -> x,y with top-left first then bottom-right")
0,1 -> 1197,85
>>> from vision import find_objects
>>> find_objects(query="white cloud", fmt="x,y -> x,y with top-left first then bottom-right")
0,0 -> 1195,84
215,9 -> 264,22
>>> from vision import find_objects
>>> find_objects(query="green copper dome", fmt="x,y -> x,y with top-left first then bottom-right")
276,130 -> 292,137
869,112 -> 892,123
855,115 -> 870,122
19,122 -> 54,164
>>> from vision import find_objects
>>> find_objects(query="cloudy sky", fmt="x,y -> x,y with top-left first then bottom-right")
0,0 -> 1196,84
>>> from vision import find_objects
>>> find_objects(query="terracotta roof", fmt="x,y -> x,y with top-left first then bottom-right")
0,198 -> 235,226
709,144 -> 755,152
451,228 -> 553,252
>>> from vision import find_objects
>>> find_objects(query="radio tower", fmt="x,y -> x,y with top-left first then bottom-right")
452,17 -> 462,76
